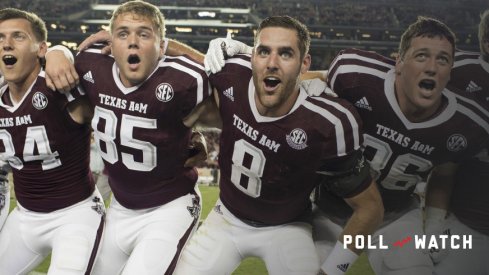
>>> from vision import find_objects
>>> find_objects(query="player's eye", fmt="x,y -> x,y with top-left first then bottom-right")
139,32 -> 151,39
280,51 -> 292,59
13,33 -> 27,41
437,55 -> 450,65
257,48 -> 269,56
117,31 -> 128,39
414,53 -> 427,61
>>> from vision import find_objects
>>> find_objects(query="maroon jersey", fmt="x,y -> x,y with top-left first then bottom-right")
210,55 -> 364,225
0,71 -> 93,212
75,49 -> 211,209
323,48 -> 489,216
448,51 -> 489,235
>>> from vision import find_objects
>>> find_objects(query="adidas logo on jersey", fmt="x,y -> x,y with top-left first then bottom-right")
337,263 -> 350,272
465,81 -> 482,92
83,71 -> 94,83
354,97 -> 372,111
223,87 -> 234,101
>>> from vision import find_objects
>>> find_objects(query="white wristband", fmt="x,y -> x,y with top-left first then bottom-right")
321,241 -> 358,275
424,206 -> 447,234
46,45 -> 74,64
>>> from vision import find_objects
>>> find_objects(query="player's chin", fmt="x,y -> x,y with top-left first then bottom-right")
416,97 -> 439,109
123,72 -> 145,86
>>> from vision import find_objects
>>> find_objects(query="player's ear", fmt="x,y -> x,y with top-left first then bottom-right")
395,54 -> 403,75
301,53 -> 311,74
158,39 -> 165,59
37,41 -> 48,59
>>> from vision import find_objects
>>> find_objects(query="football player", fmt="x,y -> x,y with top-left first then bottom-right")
314,17 -> 489,275
426,9 -> 489,275
174,15 -> 384,275
0,8 -> 104,274
45,1 -> 211,274
205,16 -> 489,275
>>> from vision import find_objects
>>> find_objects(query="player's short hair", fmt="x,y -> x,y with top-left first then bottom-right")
0,8 -> 47,42
398,16 -> 455,60
479,10 -> 489,55
110,0 -> 165,40
255,16 -> 310,59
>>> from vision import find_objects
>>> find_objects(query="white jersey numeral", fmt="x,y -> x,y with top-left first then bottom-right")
231,139 -> 265,198
92,107 -> 118,164
92,107 -> 157,172
364,134 -> 432,190
0,127 -> 61,170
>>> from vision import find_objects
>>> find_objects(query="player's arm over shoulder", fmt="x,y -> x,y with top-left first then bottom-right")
166,39 -> 204,64
316,150 -> 372,198
183,90 -> 221,129
317,150 -> 384,265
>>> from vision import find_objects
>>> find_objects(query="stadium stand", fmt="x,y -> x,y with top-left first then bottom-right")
1,0 -> 485,69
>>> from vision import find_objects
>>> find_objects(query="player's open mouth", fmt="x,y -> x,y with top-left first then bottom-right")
2,55 -> 17,66
264,76 -> 281,89
418,79 -> 436,90
127,54 -> 141,65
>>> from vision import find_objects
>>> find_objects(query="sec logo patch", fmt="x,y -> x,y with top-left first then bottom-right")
32,92 -> 48,110
286,128 -> 308,150
156,83 -> 174,102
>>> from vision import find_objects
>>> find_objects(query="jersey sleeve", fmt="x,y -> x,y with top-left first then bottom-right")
314,95 -> 364,158
160,55 -> 212,118
73,49 -> 99,101
327,48 -> 395,97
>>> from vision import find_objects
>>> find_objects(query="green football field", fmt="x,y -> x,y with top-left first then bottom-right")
9,185 -> 373,274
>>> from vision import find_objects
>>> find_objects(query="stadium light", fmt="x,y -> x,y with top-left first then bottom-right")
176,27 -> 193,33
198,11 -> 216,18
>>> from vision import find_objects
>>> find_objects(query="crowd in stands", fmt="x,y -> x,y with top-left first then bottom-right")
2,0 -> 483,30
0,0 -> 92,19
0,1 -> 484,67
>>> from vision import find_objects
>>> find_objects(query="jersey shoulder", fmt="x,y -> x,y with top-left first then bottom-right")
210,55 -> 252,91
303,94 -> 363,155
328,48 -> 394,92
75,47 -> 114,77
161,54 -> 208,77
330,48 -> 395,72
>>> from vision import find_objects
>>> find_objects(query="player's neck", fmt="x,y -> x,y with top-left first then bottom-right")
6,67 -> 41,104
255,88 -> 300,117
394,84 -> 446,123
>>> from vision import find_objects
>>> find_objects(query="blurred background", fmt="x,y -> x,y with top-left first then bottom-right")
1,0 -> 486,71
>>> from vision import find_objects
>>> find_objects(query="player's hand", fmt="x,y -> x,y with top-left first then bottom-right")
45,48 -> 79,93
78,30 -> 112,55
184,131 -> 208,167
204,33 -> 252,74
427,227 -> 451,263
424,207 -> 450,263
300,79 -> 338,97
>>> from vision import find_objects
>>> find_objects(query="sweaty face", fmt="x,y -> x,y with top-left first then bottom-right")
0,18 -> 45,86
111,13 -> 163,87
395,36 -> 453,122
251,27 -> 310,117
